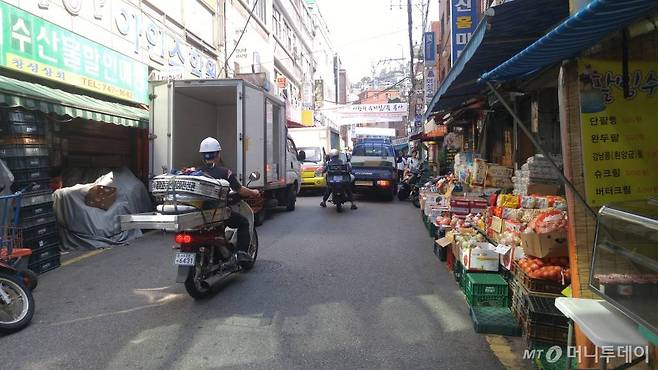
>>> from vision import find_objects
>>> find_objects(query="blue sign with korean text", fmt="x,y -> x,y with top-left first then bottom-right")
424,32 -> 436,66
451,0 -> 478,66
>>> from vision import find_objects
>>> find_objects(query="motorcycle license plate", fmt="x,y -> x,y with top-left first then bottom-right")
174,252 -> 195,266
355,181 -> 372,186
332,175 -> 343,182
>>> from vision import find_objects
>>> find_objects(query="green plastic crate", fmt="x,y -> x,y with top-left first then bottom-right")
464,273 -> 509,307
469,306 -> 521,336
453,261 -> 465,287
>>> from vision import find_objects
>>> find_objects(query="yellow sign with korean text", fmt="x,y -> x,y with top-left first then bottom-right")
578,58 -> 658,206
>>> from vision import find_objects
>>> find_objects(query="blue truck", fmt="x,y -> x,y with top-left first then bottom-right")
349,138 -> 398,201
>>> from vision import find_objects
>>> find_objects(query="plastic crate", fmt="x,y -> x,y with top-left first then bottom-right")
512,261 -> 568,295
453,260 -> 465,286
469,306 -> 521,336
0,135 -> 47,146
0,122 -> 46,136
3,156 -> 50,170
23,221 -> 58,242
24,231 -> 58,250
19,203 -> 54,221
12,179 -> 51,195
28,254 -> 60,274
20,190 -> 53,207
527,295 -> 569,328
433,241 -> 447,262
524,320 -> 568,345
0,144 -> 49,158
10,167 -> 50,182
464,273 -> 509,307
29,244 -> 60,264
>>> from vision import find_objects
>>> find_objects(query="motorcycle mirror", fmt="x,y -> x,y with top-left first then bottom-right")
249,171 -> 261,181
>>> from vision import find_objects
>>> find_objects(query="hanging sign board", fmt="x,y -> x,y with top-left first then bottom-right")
578,58 -> 658,206
450,0 -> 478,66
424,32 -> 436,66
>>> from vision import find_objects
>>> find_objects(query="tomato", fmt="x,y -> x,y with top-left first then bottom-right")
530,263 -> 539,271
535,259 -> 545,267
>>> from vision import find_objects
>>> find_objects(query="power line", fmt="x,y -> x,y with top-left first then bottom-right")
220,0 -> 260,77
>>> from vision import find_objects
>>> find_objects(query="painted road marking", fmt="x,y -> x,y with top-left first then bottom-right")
60,249 -> 107,266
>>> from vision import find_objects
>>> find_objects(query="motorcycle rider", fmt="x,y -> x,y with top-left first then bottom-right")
199,137 -> 259,263
320,149 -> 358,210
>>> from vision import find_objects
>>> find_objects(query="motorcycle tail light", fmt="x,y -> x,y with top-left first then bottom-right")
377,180 -> 391,187
175,233 -> 193,244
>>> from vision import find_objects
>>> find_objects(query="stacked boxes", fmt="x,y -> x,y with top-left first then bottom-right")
513,154 -> 563,195
0,108 -> 61,274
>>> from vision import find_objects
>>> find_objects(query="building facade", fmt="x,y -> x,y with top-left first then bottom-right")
2,0 -> 224,105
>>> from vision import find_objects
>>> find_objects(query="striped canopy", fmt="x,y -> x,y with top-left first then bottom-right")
0,74 -> 148,128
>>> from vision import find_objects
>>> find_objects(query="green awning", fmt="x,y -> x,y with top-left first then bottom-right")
0,74 -> 148,128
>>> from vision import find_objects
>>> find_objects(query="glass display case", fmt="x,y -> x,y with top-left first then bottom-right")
590,199 -> 658,336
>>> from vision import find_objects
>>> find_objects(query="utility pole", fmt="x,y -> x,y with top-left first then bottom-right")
407,0 -> 415,131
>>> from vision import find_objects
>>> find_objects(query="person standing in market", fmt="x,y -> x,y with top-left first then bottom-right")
396,152 -> 408,181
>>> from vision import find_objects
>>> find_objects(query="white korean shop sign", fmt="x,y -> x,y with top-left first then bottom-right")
0,1 -> 149,104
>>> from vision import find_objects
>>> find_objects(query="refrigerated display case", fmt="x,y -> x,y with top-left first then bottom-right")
590,199 -> 658,336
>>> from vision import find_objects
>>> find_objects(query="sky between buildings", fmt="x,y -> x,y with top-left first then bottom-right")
318,0 -> 437,82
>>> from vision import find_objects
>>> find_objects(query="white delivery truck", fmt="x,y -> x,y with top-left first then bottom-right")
288,127 -> 341,190
149,79 -> 304,225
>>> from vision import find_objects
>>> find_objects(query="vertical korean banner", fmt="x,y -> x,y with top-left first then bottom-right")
578,58 -> 658,206
451,0 -> 477,66
423,32 -> 436,66
0,2 -> 148,104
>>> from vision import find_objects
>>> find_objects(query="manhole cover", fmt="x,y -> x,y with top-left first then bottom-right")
254,260 -> 283,273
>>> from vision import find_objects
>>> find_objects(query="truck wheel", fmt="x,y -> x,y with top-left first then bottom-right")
286,185 -> 296,211
254,209 -> 266,226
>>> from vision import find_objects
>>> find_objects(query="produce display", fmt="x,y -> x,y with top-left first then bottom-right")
517,256 -> 571,283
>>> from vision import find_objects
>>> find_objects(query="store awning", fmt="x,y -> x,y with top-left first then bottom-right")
423,0 -> 569,118
481,0 -> 658,82
0,75 -> 148,128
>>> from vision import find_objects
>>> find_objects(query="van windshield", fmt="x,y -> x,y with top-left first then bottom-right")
352,144 -> 395,157
299,147 -> 323,162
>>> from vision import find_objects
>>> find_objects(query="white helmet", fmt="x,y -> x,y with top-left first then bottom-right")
199,137 -> 221,153
199,137 -> 221,161
329,149 -> 339,158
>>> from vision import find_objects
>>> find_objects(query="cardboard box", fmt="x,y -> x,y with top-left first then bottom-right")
498,245 -> 525,270
520,231 -> 568,258
491,216 -> 504,233
471,159 -> 487,186
85,185 -> 117,210
461,243 -> 499,272
526,183 -> 561,195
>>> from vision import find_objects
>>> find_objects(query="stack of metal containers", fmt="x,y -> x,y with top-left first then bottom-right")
0,108 -> 61,274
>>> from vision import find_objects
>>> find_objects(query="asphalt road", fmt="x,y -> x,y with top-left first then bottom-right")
2,195 -> 507,370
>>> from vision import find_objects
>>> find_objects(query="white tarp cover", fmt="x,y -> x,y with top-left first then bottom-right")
53,167 -> 152,250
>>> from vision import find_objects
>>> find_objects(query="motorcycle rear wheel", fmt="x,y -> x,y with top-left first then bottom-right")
184,254 -> 212,299
0,273 -> 34,334
412,197 -> 420,208
397,187 -> 410,201
336,203 -> 343,212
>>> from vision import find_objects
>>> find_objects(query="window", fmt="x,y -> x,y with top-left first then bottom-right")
299,147 -> 323,162
246,0 -> 266,23
352,144 -> 395,157
273,9 -> 282,37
